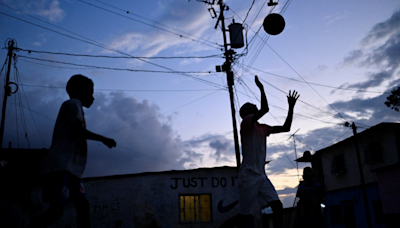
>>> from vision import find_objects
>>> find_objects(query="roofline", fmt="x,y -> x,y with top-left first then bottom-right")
82,166 -> 237,180
314,122 -> 400,155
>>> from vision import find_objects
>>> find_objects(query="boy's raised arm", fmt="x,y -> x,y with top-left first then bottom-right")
270,90 -> 300,134
71,121 -> 116,148
251,76 -> 269,123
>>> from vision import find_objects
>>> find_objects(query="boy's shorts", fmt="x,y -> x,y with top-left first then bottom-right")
42,171 -> 86,205
238,169 -> 280,215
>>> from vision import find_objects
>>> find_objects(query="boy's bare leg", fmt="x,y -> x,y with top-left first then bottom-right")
218,214 -> 255,228
26,202 -> 64,228
239,214 -> 255,228
270,200 -> 283,228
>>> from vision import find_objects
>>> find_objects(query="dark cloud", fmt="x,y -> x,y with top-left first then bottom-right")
81,91 -> 189,176
340,9 -> 400,90
297,81 -> 400,154
184,133 -> 235,163
346,71 -> 393,89
3,80 -> 192,177
341,50 -> 364,66
361,9 -> 400,45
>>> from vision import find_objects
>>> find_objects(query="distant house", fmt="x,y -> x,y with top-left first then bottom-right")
55,166 -> 241,228
297,122 -> 400,228
0,150 -> 248,228
2,146 -> 297,228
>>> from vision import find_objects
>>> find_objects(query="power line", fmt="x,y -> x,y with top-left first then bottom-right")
235,77 -> 305,169
236,63 -> 390,94
235,76 -> 342,125
236,0 -> 292,80
265,43 -> 346,120
0,11 -> 225,89
19,58 -> 99,70
16,48 -> 223,59
19,84 -> 224,93
0,2 -> 112,50
17,55 -> 216,74
238,66 -> 342,120
77,0 -> 221,50
248,0 -> 269,30
242,0 -> 256,24
15,68 -> 46,147
92,0 -> 221,48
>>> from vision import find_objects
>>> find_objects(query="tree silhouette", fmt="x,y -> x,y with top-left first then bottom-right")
385,87 -> 400,112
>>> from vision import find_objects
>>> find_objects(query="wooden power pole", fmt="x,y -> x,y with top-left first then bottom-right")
350,122 -> 373,228
0,40 -> 15,150
214,0 -> 241,170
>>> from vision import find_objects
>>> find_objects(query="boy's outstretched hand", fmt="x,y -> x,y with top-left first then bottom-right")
102,137 -> 117,148
255,76 -> 264,90
287,90 -> 300,107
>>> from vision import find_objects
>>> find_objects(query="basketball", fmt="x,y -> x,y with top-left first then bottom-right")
263,13 -> 285,35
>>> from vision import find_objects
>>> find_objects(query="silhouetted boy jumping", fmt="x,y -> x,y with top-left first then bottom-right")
27,74 -> 116,228
238,76 -> 299,228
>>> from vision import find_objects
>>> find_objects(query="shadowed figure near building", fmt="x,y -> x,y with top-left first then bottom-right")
294,167 -> 325,228
26,74 -> 117,228
219,76 -> 300,228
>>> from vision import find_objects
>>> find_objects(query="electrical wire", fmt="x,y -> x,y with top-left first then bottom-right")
0,12 -> 226,90
242,0 -> 256,24
16,48 -> 223,59
236,77 -> 343,125
17,55 -> 217,74
241,69 -> 344,123
238,69 -> 343,121
235,0 -> 292,81
236,77 -> 303,170
93,0 -> 221,48
19,84 -> 224,93
15,69 -> 48,147
264,43 -> 347,120
236,63 -> 390,94
77,0 -> 221,50
13,88 -> 20,147
19,58 -> 100,70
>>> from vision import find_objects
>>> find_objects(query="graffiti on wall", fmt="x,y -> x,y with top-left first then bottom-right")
170,176 -> 238,189
93,203 -> 121,212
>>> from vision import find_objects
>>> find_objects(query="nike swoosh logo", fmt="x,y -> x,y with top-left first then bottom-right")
218,199 -> 239,213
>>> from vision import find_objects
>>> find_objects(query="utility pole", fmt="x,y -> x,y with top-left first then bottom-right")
347,122 -> 373,228
288,128 -> 300,181
0,40 -> 15,150
214,0 -> 241,169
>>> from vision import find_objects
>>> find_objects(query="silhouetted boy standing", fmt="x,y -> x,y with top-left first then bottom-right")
238,76 -> 299,228
27,74 -> 116,228
294,167 -> 325,228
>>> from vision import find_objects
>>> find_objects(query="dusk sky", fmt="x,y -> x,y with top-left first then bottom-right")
1,0 -> 399,208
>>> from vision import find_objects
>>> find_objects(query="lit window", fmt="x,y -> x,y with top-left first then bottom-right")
180,194 -> 212,223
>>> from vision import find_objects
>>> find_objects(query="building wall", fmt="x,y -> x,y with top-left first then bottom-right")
326,184 -> 385,228
320,124 -> 399,192
318,123 -> 400,228
374,163 -> 400,215
49,167 -> 240,228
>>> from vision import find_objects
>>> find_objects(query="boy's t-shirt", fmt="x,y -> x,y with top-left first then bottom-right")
240,114 -> 272,175
43,98 -> 87,178
238,114 -> 278,215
